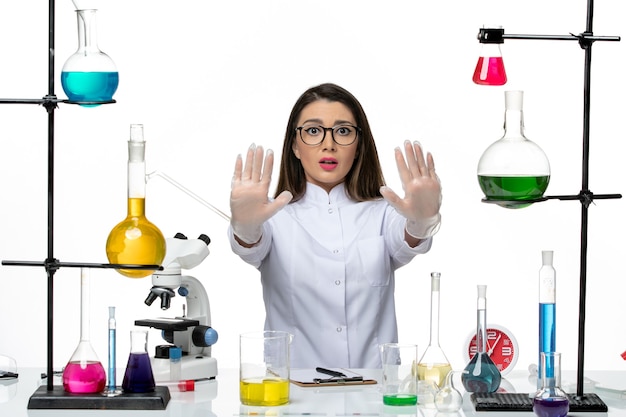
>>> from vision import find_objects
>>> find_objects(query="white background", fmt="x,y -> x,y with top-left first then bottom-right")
0,0 -> 624,378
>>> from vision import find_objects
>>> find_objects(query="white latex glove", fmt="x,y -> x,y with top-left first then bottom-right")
230,144 -> 293,245
380,141 -> 442,239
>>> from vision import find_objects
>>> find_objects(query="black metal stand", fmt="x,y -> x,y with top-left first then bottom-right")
0,0 -> 165,409
476,0 -> 621,411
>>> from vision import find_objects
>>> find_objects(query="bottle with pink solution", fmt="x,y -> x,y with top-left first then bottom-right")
62,268 -> 106,393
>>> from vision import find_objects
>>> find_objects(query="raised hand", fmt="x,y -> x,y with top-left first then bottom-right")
230,144 -> 293,244
380,140 -> 442,239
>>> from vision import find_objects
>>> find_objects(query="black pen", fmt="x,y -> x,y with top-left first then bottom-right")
315,367 -> 347,378
313,376 -> 364,384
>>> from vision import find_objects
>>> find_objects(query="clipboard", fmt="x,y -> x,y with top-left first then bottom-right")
290,368 -> 377,387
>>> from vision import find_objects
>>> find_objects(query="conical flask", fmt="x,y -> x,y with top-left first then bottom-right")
106,124 -> 166,278
477,90 -> 550,208
461,285 -> 501,393
122,330 -> 156,393
472,28 -> 507,86
61,8 -> 119,106
62,268 -> 107,393
417,272 -> 452,388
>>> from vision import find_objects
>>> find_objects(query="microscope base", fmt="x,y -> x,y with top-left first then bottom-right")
152,355 -> 217,382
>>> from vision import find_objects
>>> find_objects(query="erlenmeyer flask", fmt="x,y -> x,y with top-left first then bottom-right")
461,285 -> 501,393
61,8 -> 119,106
477,90 -> 551,208
417,272 -> 451,388
106,124 -> 166,278
122,330 -> 156,393
62,268 -> 107,393
472,27 -> 507,86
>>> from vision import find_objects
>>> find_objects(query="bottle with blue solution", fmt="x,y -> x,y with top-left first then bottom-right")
122,330 -> 155,393
61,7 -> 119,106
538,250 -> 556,389
533,352 -> 569,417
461,285 -> 501,393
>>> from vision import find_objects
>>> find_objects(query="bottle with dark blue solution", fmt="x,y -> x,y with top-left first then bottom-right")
122,330 -> 155,393
61,8 -> 119,107
533,352 -> 569,417
538,250 -> 556,389
461,285 -> 501,393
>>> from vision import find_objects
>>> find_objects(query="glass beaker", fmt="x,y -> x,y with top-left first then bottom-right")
380,343 -> 418,406
239,331 -> 291,406
461,285 -> 501,393
61,8 -> 118,106
477,90 -> 551,208
62,268 -> 107,393
538,250 -> 556,389
106,124 -> 166,278
533,352 -> 569,417
417,272 -> 452,388
122,330 -> 156,393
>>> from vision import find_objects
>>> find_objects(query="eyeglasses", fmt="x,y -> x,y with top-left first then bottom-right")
296,124 -> 360,146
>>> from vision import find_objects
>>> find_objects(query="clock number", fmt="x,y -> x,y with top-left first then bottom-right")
501,346 -> 513,356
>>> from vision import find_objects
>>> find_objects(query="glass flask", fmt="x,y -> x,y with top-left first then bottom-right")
106,124 -> 166,278
477,90 -> 551,208
122,330 -> 156,393
435,370 -> 463,412
62,268 -> 107,393
538,250 -> 556,389
61,8 -> 119,106
533,352 -> 569,417
417,272 -> 452,388
461,285 -> 501,393
472,27 -> 507,86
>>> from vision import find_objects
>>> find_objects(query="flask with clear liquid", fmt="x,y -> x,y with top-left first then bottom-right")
61,7 -> 119,106
477,90 -> 550,208
538,250 -> 556,389
461,285 -> 501,393
62,268 -> 107,393
417,272 -> 452,388
533,352 -> 569,417
106,124 -> 166,278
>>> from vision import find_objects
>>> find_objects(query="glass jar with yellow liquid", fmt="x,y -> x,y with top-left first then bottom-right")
239,331 -> 292,406
106,124 -> 166,278
417,272 -> 452,388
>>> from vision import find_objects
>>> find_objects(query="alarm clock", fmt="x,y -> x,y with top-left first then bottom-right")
464,324 -> 519,376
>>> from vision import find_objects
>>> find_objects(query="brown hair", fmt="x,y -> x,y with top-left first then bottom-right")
274,83 -> 386,202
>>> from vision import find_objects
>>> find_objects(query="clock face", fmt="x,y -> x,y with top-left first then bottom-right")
464,324 -> 519,376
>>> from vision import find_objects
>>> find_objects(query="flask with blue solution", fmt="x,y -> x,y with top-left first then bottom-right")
461,285 -> 501,393
61,6 -> 118,106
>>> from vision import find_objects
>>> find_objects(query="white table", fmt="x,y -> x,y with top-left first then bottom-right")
1,368 -> 625,416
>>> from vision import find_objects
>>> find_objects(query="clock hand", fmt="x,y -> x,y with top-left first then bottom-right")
487,334 -> 502,356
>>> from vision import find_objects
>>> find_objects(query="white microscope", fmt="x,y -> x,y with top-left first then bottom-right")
136,233 -> 218,381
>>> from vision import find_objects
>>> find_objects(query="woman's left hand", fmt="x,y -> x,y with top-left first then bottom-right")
380,140 -> 442,239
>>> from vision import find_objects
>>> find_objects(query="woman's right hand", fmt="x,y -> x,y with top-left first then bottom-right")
230,144 -> 293,245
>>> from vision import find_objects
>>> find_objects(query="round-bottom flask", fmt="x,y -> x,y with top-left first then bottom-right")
106,124 -> 166,278
61,8 -> 119,106
62,268 -> 107,393
477,90 -> 550,208
533,352 -> 569,417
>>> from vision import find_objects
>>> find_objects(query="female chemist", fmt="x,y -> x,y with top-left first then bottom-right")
228,83 -> 442,368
